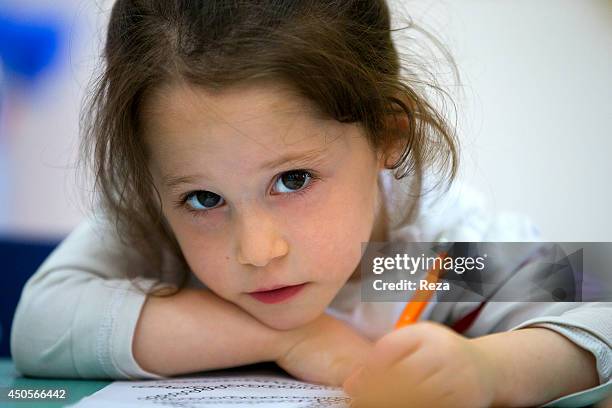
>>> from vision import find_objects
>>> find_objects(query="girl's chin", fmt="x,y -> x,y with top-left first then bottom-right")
252,307 -> 322,331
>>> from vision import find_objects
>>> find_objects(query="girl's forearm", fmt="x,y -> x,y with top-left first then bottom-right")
471,327 -> 599,407
133,288 -> 297,376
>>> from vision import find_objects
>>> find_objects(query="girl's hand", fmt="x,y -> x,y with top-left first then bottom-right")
275,314 -> 373,387
342,321 -> 497,408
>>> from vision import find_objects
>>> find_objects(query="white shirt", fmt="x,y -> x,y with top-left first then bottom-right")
10,170 -> 612,406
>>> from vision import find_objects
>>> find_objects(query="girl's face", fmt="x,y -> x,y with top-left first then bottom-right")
143,81 -> 388,330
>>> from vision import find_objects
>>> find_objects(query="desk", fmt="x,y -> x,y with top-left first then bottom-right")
0,358 -> 109,407
1,357 -> 609,408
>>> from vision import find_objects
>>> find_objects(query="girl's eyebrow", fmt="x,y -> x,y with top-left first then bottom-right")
162,147 -> 329,190
259,146 -> 329,171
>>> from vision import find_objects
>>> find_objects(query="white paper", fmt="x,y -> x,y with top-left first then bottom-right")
70,367 -> 351,407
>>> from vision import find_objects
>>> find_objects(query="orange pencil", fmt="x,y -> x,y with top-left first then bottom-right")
394,251 -> 448,329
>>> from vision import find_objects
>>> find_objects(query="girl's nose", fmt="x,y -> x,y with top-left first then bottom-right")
235,210 -> 289,267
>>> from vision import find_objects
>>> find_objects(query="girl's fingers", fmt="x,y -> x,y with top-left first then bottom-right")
345,351 -> 423,397
343,329 -> 420,395
348,365 -> 427,408
343,366 -> 366,395
364,325 -> 425,373
345,322 -> 451,396
345,326 -> 449,396
392,347 -> 442,384
350,367 -> 453,408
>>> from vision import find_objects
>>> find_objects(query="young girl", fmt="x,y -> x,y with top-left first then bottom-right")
11,1 -> 610,407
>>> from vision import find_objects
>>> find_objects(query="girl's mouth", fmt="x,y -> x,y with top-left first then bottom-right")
248,283 -> 307,304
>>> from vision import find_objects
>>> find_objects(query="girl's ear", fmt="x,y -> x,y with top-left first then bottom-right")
377,113 -> 409,170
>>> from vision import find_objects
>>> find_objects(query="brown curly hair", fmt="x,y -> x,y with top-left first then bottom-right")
78,0 -> 460,297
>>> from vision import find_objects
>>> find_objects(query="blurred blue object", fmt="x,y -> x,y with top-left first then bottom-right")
0,236 -> 60,357
0,11 -> 62,80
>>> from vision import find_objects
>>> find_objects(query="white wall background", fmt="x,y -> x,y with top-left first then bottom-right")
0,0 -> 107,240
1,0 -> 611,241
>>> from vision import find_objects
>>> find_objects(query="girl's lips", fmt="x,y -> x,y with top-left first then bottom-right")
248,283 -> 307,304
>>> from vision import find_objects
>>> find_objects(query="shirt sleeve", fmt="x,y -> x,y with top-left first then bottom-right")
414,181 -> 612,404
10,214 -> 175,379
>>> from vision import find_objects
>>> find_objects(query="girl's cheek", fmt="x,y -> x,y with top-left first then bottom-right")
179,209 -> 227,232
187,245 -> 232,290
167,217 -> 231,285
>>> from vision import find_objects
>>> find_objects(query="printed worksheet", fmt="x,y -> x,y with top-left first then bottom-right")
70,365 -> 351,407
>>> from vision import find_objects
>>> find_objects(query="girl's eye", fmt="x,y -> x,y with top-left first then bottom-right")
273,170 -> 313,194
186,191 -> 224,211
177,169 -> 318,217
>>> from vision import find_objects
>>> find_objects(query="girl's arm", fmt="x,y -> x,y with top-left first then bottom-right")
349,179 -> 610,406
134,287 -> 373,385
10,215 -> 182,379
434,210 -> 612,399
343,321 -> 602,408
133,287 -> 286,376
415,180 -> 611,388
473,326 -> 600,406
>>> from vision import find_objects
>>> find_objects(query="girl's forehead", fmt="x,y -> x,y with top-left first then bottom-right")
142,80 -> 326,127
140,81 -> 365,182
141,81 -> 347,153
